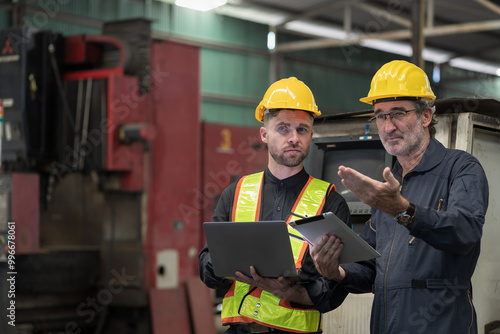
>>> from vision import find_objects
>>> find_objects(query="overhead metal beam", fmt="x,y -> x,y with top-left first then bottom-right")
269,52 -> 282,85
344,3 -> 352,38
427,0 -> 434,28
424,19 -> 500,36
275,1 -> 349,29
276,19 -> 500,52
474,0 -> 500,15
153,31 -> 268,56
352,2 -> 412,28
410,0 -> 425,68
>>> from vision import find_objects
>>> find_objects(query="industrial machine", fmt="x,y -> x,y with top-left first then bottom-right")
0,19 -> 268,334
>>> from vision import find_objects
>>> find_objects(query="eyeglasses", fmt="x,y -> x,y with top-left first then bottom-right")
370,108 -> 419,123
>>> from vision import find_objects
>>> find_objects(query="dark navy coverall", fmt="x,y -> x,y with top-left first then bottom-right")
342,138 -> 489,334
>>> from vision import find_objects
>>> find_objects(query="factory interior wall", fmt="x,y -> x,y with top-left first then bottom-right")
1,1 -> 499,128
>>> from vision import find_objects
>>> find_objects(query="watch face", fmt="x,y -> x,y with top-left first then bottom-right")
395,203 -> 416,226
398,216 -> 410,224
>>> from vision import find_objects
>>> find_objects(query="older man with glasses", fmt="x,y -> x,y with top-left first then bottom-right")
310,60 -> 489,334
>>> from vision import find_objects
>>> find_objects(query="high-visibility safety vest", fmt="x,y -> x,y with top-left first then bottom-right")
221,171 -> 333,333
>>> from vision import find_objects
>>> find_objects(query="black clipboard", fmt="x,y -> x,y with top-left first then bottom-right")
289,212 -> 380,264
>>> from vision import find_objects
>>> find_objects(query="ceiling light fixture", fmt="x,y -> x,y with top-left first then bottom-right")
175,0 -> 227,12
267,31 -> 276,50
214,3 -> 287,26
433,64 -> 441,83
284,20 -> 348,40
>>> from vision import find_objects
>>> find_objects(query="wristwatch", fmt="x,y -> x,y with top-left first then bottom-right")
394,202 -> 416,227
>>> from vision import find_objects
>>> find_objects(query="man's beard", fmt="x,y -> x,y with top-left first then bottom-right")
269,145 -> 309,167
382,118 -> 425,156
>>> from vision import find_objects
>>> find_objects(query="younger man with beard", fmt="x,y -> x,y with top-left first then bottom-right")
199,77 -> 350,334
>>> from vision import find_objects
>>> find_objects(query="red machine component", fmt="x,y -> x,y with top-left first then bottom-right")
64,34 -> 125,77
118,123 -> 157,144
0,20 -> 268,333
150,277 -> 217,334
0,173 -> 40,254
145,39 -> 202,289
62,34 -> 152,191
44,28 -> 207,333
201,123 -> 268,233
62,36 -> 203,282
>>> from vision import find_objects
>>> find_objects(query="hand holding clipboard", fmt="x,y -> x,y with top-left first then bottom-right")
289,212 -> 380,264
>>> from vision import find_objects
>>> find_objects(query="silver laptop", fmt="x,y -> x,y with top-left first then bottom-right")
203,221 -> 298,279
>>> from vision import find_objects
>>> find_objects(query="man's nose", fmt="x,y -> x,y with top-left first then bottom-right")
288,129 -> 299,143
381,117 -> 398,132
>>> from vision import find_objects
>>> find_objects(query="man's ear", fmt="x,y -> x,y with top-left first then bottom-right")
260,126 -> 268,144
421,108 -> 433,127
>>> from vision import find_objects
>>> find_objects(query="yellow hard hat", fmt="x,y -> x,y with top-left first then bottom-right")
255,77 -> 321,122
360,60 -> 436,105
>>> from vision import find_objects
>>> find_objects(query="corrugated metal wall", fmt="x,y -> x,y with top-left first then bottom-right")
0,8 -> 10,30
282,59 -> 369,114
440,66 -> 500,98
200,48 -> 269,126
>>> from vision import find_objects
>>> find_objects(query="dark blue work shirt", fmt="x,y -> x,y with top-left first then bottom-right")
342,138 -> 489,334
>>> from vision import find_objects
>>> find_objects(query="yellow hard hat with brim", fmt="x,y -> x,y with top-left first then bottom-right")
360,60 -> 436,105
255,77 -> 321,122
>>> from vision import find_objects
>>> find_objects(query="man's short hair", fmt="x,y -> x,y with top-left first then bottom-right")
262,109 -> 314,126
414,99 -> 438,137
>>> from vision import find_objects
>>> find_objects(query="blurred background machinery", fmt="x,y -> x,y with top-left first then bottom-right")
0,11 -> 499,334
0,19 -> 267,334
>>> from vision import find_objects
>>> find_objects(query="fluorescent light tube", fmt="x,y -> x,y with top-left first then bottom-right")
175,0 -> 227,12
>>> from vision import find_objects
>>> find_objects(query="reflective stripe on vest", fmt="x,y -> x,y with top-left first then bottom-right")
221,172 -> 331,333
232,172 -> 263,222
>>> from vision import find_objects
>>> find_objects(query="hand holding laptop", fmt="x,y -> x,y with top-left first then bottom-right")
235,266 -> 314,306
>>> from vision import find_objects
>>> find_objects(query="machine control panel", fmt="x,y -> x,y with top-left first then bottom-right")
347,201 -> 372,215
